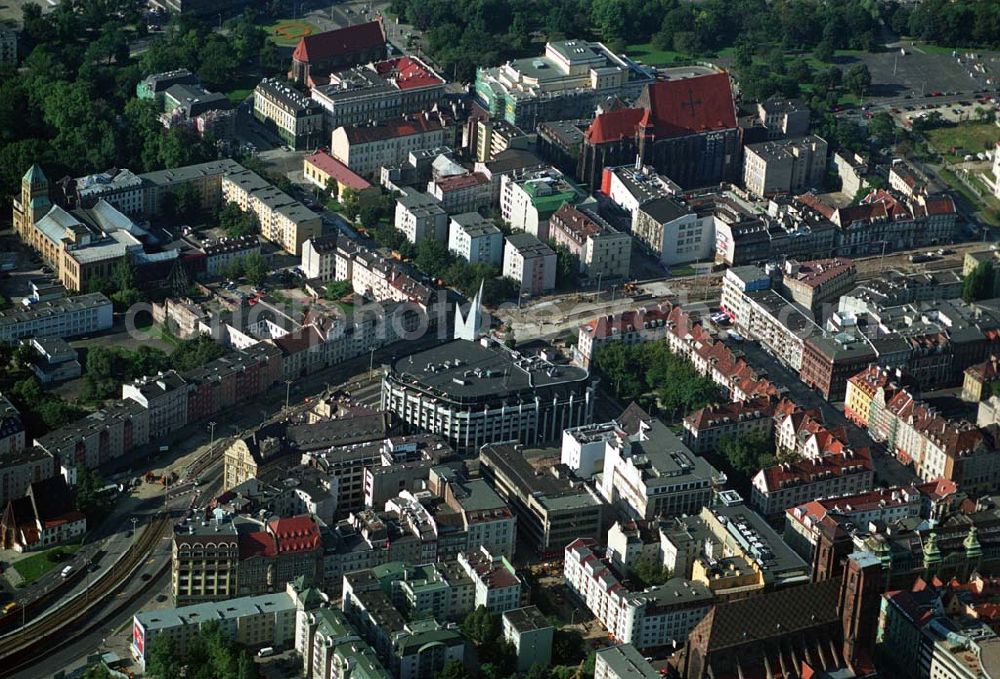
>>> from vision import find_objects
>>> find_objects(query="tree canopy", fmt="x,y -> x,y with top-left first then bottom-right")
717,429 -> 776,477
963,260 -> 996,303
593,341 -> 719,419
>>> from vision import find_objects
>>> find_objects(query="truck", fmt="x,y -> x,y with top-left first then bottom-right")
257,647 -> 275,658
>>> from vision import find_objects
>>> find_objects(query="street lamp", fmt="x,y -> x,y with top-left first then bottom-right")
369,346 -> 377,382
208,421 -> 217,446
131,516 -> 138,544
285,380 -> 294,410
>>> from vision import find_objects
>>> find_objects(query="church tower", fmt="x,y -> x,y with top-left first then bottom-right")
454,281 -> 487,341
14,164 -> 50,240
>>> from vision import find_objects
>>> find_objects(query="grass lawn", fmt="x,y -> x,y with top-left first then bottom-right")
669,264 -> 697,277
924,122 -> 1000,162
626,42 -> 693,66
225,88 -> 253,104
13,543 -> 83,586
266,18 -> 321,47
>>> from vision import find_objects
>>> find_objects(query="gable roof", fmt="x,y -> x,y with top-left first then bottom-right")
639,72 -> 738,136
585,72 -> 736,145
292,20 -> 385,64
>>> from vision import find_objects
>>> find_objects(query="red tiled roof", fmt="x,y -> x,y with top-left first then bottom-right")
640,72 -> 737,136
271,326 -> 326,356
306,150 -> 371,191
269,515 -> 321,553
292,20 -> 385,64
373,56 -> 442,91
759,447 -> 872,492
585,73 -> 737,145
585,108 -> 644,144
343,113 -> 448,144
581,304 -> 672,340
434,172 -> 488,192
239,531 -> 276,559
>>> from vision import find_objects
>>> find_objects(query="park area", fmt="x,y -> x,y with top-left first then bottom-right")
11,543 -> 83,586
267,18 -> 320,46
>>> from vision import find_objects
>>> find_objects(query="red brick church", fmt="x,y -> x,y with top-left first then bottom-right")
578,71 -> 741,190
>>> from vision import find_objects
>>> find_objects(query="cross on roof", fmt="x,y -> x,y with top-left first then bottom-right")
680,86 -> 703,116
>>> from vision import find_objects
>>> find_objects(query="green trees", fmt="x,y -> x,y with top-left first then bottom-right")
962,260 -> 996,303
548,241 -> 578,290
145,621 -> 255,679
593,342 -> 720,418
74,467 -> 107,516
908,0 -> 1000,48
632,551 -> 672,589
83,345 -> 171,402
8,376 -> 85,436
169,335 -> 227,373
218,202 -> 260,238
844,63 -> 872,96
717,430 -> 776,477
323,280 -> 353,301
459,607 -> 516,666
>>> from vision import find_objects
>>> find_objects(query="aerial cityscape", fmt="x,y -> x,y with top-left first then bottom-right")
1,1 -> 1000,678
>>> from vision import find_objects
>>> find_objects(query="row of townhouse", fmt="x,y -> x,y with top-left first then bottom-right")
846,369 -> 1000,495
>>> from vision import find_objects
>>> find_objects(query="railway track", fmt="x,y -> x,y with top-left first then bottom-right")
0,513 -> 173,675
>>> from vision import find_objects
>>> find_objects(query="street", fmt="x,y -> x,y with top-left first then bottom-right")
733,340 -> 920,489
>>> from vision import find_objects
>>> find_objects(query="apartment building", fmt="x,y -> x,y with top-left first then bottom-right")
456,546 -> 524,615
253,78 -> 325,150
394,191 -> 448,245
632,196 -> 714,267
447,213 -> 502,266
755,99 -> 811,139
122,370 -> 191,440
564,537 -> 712,651
503,607 -> 553,673
751,445 -> 875,517
0,447 -> 54,509
597,405 -> 721,520
783,485 -> 924,564
310,56 -> 444,129
330,114 -> 451,177
503,233 -> 556,295
499,167 -> 580,241
601,164 -> 680,215
595,644 -> 659,679
779,257 -> 856,314
300,234 -> 343,282
682,397 -> 775,454
0,293 -> 113,342
479,443 -> 605,559
132,587 -> 307,671
742,135 -> 828,197
0,393 -> 24,457
35,400 -> 150,476
302,150 -> 372,202
427,172 -> 491,214
221,167 -> 321,256
549,204 -> 630,279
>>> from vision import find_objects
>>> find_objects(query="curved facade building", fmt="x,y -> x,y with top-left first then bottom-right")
381,338 -> 595,451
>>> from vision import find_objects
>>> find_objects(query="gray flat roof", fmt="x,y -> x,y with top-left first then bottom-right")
389,339 -> 588,400
136,592 -> 294,632
503,605 -> 551,633
596,644 -> 660,678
